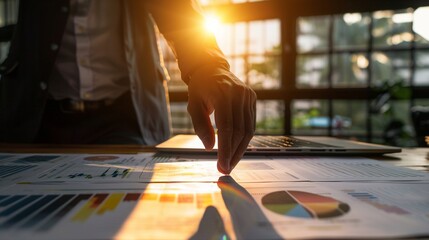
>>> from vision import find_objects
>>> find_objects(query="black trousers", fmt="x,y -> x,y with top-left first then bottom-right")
35,92 -> 144,144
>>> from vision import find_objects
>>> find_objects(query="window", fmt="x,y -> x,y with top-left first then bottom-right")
294,7 -> 429,146
1,0 -> 427,147
163,16 -> 282,135
0,0 -> 18,62
164,0 -> 429,147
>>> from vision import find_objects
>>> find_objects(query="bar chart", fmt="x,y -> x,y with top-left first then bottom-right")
0,165 -> 36,178
0,190 -> 216,232
0,192 -> 141,231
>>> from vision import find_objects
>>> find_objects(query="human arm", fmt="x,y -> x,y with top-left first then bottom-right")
147,0 -> 257,173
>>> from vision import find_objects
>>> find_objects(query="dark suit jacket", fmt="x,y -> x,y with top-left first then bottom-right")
0,0 -> 229,144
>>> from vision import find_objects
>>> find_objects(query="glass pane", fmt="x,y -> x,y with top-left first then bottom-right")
415,50 -> 429,86
0,42 -> 9,63
415,33 -> 429,47
249,20 -> 281,54
233,22 -> 247,55
292,100 -> 329,135
297,16 -> 330,53
160,37 -> 187,92
0,0 -> 18,26
256,100 -> 284,134
371,51 -> 410,87
170,102 -> 194,135
371,100 -> 415,147
413,6 -> 429,47
332,100 -> 367,137
0,1 -> 5,62
215,24 -> 234,55
229,57 -> 246,83
165,16 -> 281,90
0,1 -> 4,27
372,9 -> 413,48
332,53 -> 368,87
248,55 -> 281,89
173,100 -> 287,136
0,0 -> 18,63
415,99 -> 429,106
216,19 -> 281,89
333,13 -> 370,50
296,54 -> 329,88
214,21 -> 247,55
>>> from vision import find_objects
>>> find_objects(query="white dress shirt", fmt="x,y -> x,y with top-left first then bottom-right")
49,0 -> 130,101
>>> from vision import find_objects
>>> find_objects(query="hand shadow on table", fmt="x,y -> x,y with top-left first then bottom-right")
190,176 -> 281,240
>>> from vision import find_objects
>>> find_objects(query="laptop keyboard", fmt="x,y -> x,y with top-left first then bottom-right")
248,136 -> 335,148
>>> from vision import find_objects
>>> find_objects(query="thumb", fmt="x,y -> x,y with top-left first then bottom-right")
187,101 -> 216,150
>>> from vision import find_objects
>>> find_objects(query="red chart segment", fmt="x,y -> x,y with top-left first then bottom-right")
262,191 -> 350,219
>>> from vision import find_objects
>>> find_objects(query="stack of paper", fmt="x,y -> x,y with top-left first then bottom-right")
0,153 -> 428,239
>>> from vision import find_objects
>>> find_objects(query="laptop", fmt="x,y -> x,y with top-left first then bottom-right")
156,134 -> 401,155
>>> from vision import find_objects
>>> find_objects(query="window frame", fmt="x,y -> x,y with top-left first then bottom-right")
169,0 -> 429,143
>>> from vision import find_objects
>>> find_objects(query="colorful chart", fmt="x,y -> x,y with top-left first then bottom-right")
0,192 -> 141,231
0,165 -> 36,178
0,191 -> 214,232
262,190 -> 350,219
345,190 -> 409,215
83,156 -> 120,161
14,155 -> 59,163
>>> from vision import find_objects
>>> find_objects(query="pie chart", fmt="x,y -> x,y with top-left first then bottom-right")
262,190 -> 350,219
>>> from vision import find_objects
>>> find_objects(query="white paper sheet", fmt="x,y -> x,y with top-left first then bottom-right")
2,154 -> 429,185
268,156 -> 429,181
14,154 -> 302,183
0,181 -> 428,239
0,153 -> 79,188
1,153 -> 429,239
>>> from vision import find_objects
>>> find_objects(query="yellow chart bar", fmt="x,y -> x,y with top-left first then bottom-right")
72,194 -> 107,222
97,193 -> 124,215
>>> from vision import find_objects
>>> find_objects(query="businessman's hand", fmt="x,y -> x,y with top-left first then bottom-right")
187,65 -> 256,174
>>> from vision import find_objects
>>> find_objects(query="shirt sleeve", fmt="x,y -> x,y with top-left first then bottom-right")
145,0 -> 230,84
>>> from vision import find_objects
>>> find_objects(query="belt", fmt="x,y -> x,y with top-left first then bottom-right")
48,98 -> 115,113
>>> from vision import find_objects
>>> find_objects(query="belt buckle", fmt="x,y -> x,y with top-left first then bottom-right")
59,100 -> 85,113
59,99 -> 114,113
73,101 -> 85,112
